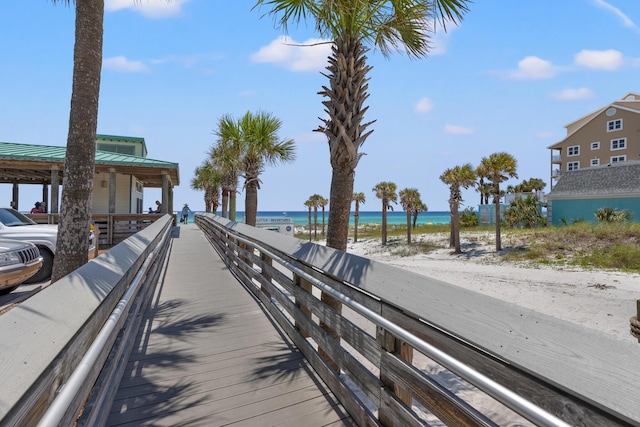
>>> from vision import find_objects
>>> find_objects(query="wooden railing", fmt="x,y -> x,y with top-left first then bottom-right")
0,215 -> 173,426
27,213 -> 175,246
196,213 -> 640,427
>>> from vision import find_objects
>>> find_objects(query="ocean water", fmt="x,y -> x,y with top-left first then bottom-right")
179,210 -> 450,226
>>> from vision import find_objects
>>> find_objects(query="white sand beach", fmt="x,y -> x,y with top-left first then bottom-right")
338,231 -> 639,426
344,230 -> 639,341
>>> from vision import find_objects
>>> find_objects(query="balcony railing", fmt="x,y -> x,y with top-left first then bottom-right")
551,154 -> 562,162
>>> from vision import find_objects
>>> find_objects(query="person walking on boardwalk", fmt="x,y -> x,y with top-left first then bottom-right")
181,203 -> 193,224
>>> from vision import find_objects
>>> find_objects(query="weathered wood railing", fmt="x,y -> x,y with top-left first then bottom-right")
196,213 -> 640,427
27,213 -> 174,246
0,215 -> 173,426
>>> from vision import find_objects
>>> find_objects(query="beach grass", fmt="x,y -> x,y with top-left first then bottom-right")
296,221 -> 640,272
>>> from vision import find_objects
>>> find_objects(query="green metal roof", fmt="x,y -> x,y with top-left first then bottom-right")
0,141 -> 178,168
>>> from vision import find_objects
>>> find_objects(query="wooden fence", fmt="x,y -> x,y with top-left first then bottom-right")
27,213 -> 175,246
196,213 -> 640,427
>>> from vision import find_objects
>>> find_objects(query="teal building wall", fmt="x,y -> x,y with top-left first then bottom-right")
550,198 -> 640,225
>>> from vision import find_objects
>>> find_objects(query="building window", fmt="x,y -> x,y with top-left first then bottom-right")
611,155 -> 626,164
611,138 -> 627,150
590,141 -> 600,150
97,143 -> 136,155
567,145 -> 580,156
590,158 -> 600,166
607,119 -> 622,132
567,161 -> 579,171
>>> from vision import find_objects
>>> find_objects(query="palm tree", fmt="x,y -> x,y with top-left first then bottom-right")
373,182 -> 397,246
255,0 -> 471,252
412,200 -> 428,228
304,198 -> 315,241
238,111 -> 296,226
440,164 -> 477,254
352,192 -> 365,243
191,160 -> 222,214
318,195 -> 329,235
476,163 -> 491,205
480,152 -> 518,251
309,193 -> 324,239
51,0 -> 104,283
211,116 -> 243,220
399,188 -> 422,244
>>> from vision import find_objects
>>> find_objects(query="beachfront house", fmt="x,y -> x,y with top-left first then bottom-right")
548,92 -> 640,190
0,134 -> 179,215
545,161 -> 640,225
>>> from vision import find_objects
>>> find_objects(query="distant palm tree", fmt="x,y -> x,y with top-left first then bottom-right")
352,192 -> 365,243
50,0 -> 104,282
373,182 -> 397,246
191,160 -> 223,213
255,0 -> 471,253
317,195 -> 329,235
440,164 -> 477,253
238,111 -> 296,226
412,200 -> 428,229
399,188 -> 422,244
480,152 -> 518,251
476,163 -> 491,205
304,198 -> 315,241
309,194 -> 324,239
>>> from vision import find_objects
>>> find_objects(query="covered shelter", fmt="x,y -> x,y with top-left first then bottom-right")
0,141 -> 179,215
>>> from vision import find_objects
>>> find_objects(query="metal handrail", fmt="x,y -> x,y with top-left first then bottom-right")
36,222 -> 172,427
209,219 -> 570,427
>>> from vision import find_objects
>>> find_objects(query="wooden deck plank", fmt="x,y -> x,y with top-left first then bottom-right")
106,224 -> 351,426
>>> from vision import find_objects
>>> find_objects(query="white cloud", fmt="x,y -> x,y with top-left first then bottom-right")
574,49 -> 623,70
251,36 -> 332,72
105,0 -> 188,19
592,0 -> 639,31
428,21 -> 461,56
550,87 -> 595,101
444,124 -> 474,135
507,56 -> 556,80
103,56 -> 150,73
414,97 -> 434,113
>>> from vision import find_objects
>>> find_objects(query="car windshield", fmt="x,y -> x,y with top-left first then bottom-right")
0,208 -> 37,227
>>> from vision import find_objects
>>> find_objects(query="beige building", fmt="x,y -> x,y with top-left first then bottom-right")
548,93 -> 640,189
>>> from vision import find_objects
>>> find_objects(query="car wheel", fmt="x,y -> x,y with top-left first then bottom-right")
23,248 -> 53,284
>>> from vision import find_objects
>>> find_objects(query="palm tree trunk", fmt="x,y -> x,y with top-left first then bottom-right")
221,190 -> 228,218
382,204 -> 388,246
495,197 -> 502,251
406,211 -> 412,244
313,207 -> 318,239
229,189 -> 237,221
354,204 -> 359,243
326,167 -> 354,252
245,183 -> 258,226
51,0 -> 103,283
452,206 -> 462,253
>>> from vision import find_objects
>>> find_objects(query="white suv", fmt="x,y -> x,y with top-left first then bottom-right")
0,208 -> 96,283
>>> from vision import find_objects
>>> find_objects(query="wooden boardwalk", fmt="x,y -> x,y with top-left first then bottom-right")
106,223 -> 354,426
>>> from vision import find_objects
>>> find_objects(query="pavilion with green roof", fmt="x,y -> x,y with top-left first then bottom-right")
0,135 -> 179,215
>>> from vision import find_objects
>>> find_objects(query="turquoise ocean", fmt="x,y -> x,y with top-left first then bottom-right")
178,210 -> 450,226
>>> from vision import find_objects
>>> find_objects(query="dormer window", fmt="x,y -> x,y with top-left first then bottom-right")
607,119 -> 623,132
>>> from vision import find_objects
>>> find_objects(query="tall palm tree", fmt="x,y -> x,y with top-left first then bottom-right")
255,0 -> 471,252
373,181 -> 397,246
211,116 -> 243,221
480,152 -> 518,251
309,193 -> 324,239
399,188 -> 422,244
440,164 -> 477,254
51,0 -> 104,283
191,160 -> 222,213
238,111 -> 296,226
352,192 -> 365,243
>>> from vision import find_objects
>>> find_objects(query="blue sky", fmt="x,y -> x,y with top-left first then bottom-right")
2,0 -> 639,213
